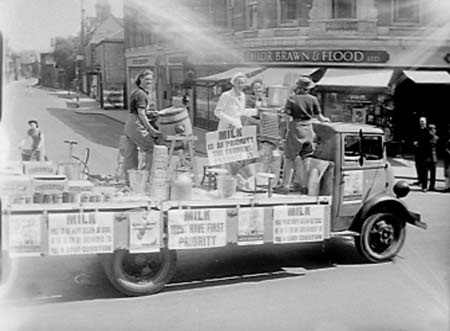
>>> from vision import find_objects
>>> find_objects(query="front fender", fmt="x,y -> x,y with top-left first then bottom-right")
351,194 -> 427,232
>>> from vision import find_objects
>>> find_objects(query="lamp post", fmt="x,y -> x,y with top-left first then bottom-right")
75,0 -> 86,107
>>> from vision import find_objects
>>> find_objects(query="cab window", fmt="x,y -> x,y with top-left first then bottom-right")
344,135 -> 383,161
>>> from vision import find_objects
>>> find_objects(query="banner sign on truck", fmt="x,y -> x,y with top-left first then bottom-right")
273,205 -> 325,244
48,212 -> 114,255
237,207 -> 265,245
7,214 -> 42,256
129,210 -> 161,253
206,127 -> 258,165
168,209 -> 227,249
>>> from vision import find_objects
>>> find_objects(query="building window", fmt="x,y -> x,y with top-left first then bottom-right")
227,0 -> 234,29
246,0 -> 258,29
278,0 -> 297,25
393,0 -> 420,24
332,0 -> 356,19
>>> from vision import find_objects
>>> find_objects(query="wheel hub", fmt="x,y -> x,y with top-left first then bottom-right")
370,221 -> 395,249
124,253 -> 162,280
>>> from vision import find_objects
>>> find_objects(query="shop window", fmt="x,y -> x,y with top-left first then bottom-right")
278,0 -> 297,25
332,0 -> 356,19
344,135 -> 383,161
211,0 -> 227,27
246,0 -> 258,30
393,0 -> 420,24
169,67 -> 184,105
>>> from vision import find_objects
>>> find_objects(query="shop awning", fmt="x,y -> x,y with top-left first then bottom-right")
403,70 -> 450,84
247,67 -> 320,87
195,67 -> 263,86
316,69 -> 395,89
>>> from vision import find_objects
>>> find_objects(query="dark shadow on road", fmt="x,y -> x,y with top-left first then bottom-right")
164,238 -> 367,293
0,237 -> 375,305
48,92 -> 76,100
46,107 -> 123,148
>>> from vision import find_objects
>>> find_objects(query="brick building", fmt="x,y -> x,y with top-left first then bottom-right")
123,0 -> 450,151
38,52 -> 57,88
83,0 -> 125,109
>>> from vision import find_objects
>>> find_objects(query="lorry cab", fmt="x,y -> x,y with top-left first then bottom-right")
313,122 -> 426,262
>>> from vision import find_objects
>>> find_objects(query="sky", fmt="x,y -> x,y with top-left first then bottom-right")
0,0 -> 123,52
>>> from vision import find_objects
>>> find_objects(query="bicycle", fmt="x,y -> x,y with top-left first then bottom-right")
63,140 -> 90,177
63,139 -> 117,184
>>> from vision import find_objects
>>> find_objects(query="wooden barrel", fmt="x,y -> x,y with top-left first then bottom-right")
157,107 -> 193,141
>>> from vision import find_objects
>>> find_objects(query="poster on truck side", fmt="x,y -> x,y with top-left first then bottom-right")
343,171 -> 363,203
273,205 -> 326,244
129,209 -> 161,253
237,207 -> 265,245
48,212 -> 114,255
7,214 -> 42,256
168,208 -> 227,249
206,127 -> 258,165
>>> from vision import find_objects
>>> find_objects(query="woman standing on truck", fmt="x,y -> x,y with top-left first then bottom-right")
123,69 -> 161,184
275,76 -> 329,195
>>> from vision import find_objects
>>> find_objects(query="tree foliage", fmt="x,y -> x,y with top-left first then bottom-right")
51,36 -> 79,82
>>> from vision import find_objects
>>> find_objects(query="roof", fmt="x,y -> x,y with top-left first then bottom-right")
247,67 -> 320,87
313,121 -> 384,134
403,70 -> 450,84
316,69 -> 394,89
85,16 -> 124,45
195,67 -> 263,86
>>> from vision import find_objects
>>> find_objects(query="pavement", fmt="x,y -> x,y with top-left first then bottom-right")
63,90 -> 447,187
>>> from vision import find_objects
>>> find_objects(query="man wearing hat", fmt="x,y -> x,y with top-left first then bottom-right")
275,75 -> 329,195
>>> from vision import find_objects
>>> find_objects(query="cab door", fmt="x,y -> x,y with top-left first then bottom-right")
338,133 -> 387,217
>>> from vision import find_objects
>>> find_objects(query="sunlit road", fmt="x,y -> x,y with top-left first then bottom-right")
1,79 -> 121,175
0,81 -> 449,331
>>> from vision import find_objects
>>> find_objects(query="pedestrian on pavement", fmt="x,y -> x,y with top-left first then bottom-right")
19,120 -> 46,161
413,117 -> 432,191
444,125 -> 450,192
426,124 -> 438,191
274,75 -> 330,195
214,72 -> 256,130
123,69 -> 161,184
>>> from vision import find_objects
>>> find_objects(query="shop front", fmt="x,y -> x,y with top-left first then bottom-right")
242,46 -> 450,157
393,70 -> 450,154
315,68 -> 395,127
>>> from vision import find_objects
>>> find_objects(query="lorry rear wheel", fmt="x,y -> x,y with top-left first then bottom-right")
102,249 -> 177,296
355,212 -> 406,263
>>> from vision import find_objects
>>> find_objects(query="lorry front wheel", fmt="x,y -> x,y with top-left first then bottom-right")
355,212 -> 406,263
102,249 -> 177,296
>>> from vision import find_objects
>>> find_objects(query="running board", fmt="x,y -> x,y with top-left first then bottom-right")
330,230 -> 359,237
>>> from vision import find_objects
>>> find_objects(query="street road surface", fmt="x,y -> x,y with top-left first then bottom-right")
1,79 -> 121,176
0,81 -> 449,331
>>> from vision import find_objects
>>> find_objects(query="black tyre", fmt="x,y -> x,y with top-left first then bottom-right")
355,212 -> 406,263
102,249 -> 177,296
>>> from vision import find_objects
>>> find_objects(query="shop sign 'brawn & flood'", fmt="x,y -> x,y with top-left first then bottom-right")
246,50 -> 389,64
